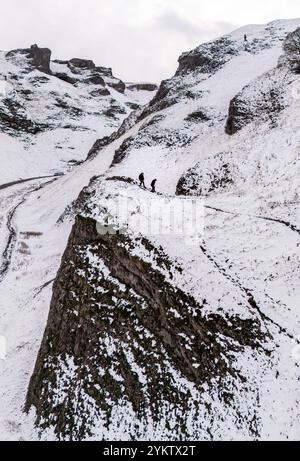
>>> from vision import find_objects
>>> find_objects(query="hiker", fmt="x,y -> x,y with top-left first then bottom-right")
139,172 -> 146,188
244,34 -> 247,42
151,179 -> 157,193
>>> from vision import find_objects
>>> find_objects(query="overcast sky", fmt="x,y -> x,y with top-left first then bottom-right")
0,0 -> 299,82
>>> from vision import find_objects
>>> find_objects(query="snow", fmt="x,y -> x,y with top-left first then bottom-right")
0,112 -> 152,440
0,49 -> 156,184
0,18 -> 300,440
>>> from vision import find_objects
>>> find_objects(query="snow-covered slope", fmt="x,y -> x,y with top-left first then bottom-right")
0,45 -> 157,183
0,20 -> 300,441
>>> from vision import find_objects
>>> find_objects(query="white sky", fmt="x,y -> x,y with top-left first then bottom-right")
0,0 -> 299,82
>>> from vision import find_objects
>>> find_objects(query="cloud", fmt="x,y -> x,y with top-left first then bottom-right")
155,10 -> 237,43
155,10 -> 202,40
0,0 -> 299,82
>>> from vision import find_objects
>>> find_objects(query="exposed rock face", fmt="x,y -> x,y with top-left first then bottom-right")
176,154 -> 234,196
138,36 -> 241,119
26,214 -> 266,440
14,20 -> 300,443
6,45 -> 51,74
0,97 -> 45,134
139,22 -> 295,124
139,37 -> 246,121
184,110 -> 210,123
94,66 -> 114,78
86,137 -> 114,160
111,136 -> 134,165
0,45 -> 155,140
139,78 -> 193,120
52,60 -> 117,89
69,58 -> 96,69
29,45 -> 52,74
105,175 -> 136,185
52,72 -> 77,85
85,108 -> 144,161
89,87 -> 111,97
107,79 -> 126,94
6,44 -> 52,74
176,36 -> 238,76
280,27 -> 300,72
127,83 -> 158,92
225,69 -> 287,135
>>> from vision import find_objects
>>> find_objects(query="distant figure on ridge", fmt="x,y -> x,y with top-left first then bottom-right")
151,179 -> 157,193
139,172 -> 146,188
244,34 -> 247,42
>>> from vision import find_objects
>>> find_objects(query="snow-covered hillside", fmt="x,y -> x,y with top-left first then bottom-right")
0,44 -> 157,183
0,20 -> 300,441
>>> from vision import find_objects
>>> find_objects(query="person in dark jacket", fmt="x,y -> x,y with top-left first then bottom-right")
139,172 -> 146,188
151,179 -> 157,193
